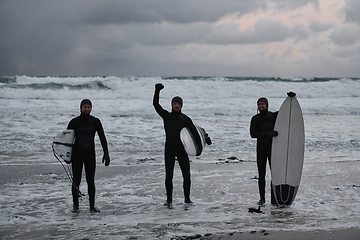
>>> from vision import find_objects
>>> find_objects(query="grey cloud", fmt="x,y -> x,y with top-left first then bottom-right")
345,0 -> 360,24
281,47 -> 292,58
0,0 -> 268,75
0,1 -> 88,75
288,24 -> 309,42
115,22 -> 213,47
250,18 -> 291,42
0,0 -> 356,77
268,0 -> 319,11
203,18 -> 308,45
81,0 -> 268,25
82,0 -> 319,26
331,45 -> 360,58
329,23 -> 360,46
309,21 -> 335,32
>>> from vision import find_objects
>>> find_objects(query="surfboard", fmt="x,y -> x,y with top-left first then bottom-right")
271,96 -> 304,207
180,125 -> 207,156
52,130 -> 75,164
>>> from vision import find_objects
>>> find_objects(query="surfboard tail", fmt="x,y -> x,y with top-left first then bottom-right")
272,184 -> 299,207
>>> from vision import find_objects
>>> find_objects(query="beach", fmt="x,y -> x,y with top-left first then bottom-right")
198,228 -> 360,240
1,152 -> 359,239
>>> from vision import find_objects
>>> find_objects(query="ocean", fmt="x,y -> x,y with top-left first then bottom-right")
0,76 -> 359,239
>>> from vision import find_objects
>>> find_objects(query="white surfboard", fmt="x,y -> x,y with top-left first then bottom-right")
180,125 -> 207,156
271,96 -> 304,207
52,130 -> 75,163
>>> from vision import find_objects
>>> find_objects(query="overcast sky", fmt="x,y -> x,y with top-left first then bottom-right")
1,0 -> 360,77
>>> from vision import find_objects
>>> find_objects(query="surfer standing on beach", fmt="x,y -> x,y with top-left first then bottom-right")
67,99 -> 110,213
153,83 -> 211,207
250,97 -> 278,206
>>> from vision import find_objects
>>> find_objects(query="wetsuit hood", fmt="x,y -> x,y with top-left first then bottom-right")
80,99 -> 92,109
257,97 -> 268,115
80,99 -> 92,116
171,96 -> 183,106
171,96 -> 183,114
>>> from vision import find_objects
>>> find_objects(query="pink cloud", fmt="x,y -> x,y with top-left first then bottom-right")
220,0 -> 345,31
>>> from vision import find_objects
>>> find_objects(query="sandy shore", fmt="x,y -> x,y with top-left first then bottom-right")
191,228 -> 360,240
1,153 -> 360,239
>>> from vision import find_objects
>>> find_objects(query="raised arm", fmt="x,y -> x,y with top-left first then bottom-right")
153,83 -> 168,117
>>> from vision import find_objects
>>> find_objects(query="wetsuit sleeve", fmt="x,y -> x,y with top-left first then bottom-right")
153,88 -> 169,118
95,118 -> 109,155
250,116 -> 268,138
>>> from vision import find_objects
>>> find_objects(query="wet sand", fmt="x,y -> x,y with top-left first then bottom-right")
1,154 -> 360,239
195,228 -> 360,240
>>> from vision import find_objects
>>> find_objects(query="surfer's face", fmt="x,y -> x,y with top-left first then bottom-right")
172,102 -> 182,112
81,104 -> 92,114
257,101 -> 267,111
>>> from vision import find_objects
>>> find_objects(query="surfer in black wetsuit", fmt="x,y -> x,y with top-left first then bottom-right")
250,97 -> 278,206
153,83 -> 211,207
67,99 -> 110,213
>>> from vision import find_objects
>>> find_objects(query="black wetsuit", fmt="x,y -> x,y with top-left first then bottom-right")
67,112 -> 109,208
250,109 -> 278,202
153,89 -> 201,203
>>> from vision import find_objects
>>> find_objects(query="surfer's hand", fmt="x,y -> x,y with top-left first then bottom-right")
205,136 -> 212,145
155,83 -> 164,91
267,131 -> 278,137
287,92 -> 296,97
102,154 -> 110,166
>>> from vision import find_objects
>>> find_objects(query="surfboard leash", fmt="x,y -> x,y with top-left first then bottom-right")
52,145 -> 84,197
